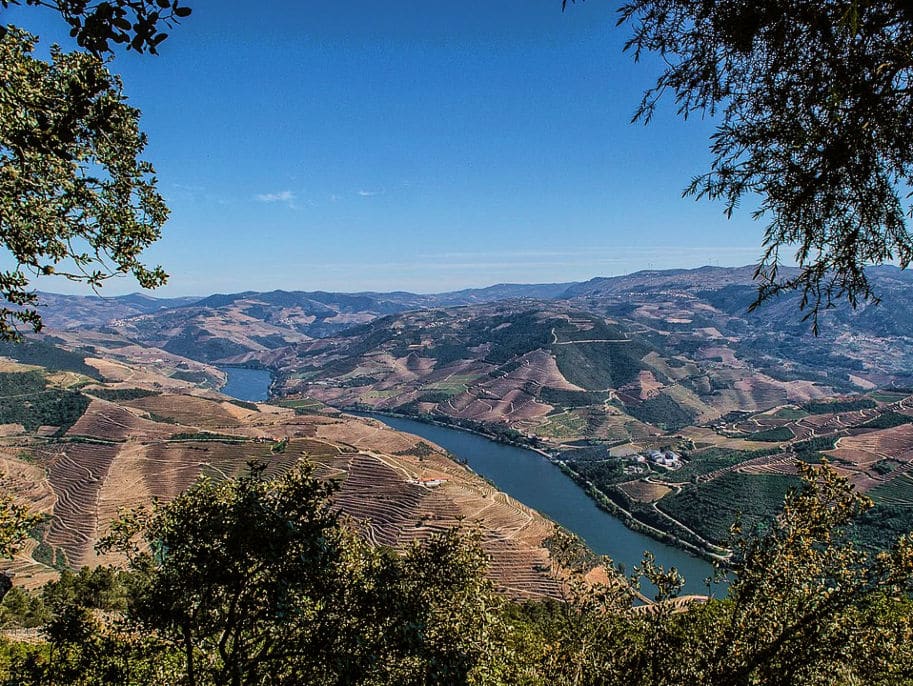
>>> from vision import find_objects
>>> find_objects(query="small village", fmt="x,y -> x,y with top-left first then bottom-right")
623,449 -> 683,475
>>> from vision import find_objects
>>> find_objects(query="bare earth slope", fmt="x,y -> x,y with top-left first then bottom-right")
0,350 -> 566,600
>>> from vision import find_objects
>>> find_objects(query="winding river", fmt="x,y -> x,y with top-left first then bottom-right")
220,367 -> 720,597
218,366 -> 271,402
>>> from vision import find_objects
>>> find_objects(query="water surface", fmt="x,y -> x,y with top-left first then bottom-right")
362,413 -> 721,598
219,366 -> 271,402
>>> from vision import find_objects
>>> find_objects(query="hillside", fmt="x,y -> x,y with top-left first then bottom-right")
0,345 -> 572,600
250,297 -> 847,447
562,390 -> 913,556
20,265 -> 913,560
563,265 -> 913,391
256,302 -> 675,439
36,284 -> 578,363
34,292 -> 201,330
33,267 -> 913,382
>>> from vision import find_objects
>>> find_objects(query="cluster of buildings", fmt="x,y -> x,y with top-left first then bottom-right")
646,449 -> 682,469
626,449 -> 683,471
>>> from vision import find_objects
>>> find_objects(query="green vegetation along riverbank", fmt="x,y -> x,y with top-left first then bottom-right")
345,405 -> 730,564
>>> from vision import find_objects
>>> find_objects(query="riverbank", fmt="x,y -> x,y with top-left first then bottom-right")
342,405 -> 729,566
341,404 -> 555,457
555,462 -> 730,564
349,409 -> 722,595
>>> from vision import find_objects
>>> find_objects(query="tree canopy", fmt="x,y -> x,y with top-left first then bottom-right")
0,1 -> 189,339
0,1 -> 192,55
78,462 -> 509,686
567,0 -> 913,328
0,461 -> 910,684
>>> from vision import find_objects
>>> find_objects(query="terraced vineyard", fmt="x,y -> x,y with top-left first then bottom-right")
0,357 -> 575,600
6,268 -> 913,585
868,472 -> 913,506
556,389 -> 913,557
656,472 -> 802,545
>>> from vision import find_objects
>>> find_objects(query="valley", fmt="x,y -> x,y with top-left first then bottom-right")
0,352 -> 577,601
8,265 -> 913,572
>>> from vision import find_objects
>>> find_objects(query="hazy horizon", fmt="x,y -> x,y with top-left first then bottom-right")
34,262 -> 773,300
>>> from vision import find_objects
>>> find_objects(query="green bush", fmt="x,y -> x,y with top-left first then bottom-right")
0,371 -> 45,397
0,341 -> 101,380
624,393 -> 697,431
801,398 -> 877,414
746,426 -> 795,442
858,411 -> 913,430
85,387 -> 160,401
658,472 -> 802,544
0,389 -> 90,433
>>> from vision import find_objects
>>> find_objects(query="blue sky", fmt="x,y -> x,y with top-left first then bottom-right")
5,0 -> 765,296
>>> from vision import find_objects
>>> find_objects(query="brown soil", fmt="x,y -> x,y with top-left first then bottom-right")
0,388 -> 572,600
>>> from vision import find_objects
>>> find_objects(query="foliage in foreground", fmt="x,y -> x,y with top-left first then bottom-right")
0,0 -> 191,340
0,462 -> 911,685
570,0 -> 913,328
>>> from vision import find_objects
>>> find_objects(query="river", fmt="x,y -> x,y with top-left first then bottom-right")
219,367 -> 721,597
218,366 -> 271,402
356,414 -> 721,597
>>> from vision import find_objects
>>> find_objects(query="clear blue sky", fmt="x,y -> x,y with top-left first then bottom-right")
6,0 -> 765,296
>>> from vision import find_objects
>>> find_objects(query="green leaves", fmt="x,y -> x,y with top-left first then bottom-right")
7,460 -> 913,684
0,29 -> 168,340
0,1 -> 189,340
1,0 -> 192,55
0,494 -> 41,559
615,0 -> 913,330
96,462 -> 511,685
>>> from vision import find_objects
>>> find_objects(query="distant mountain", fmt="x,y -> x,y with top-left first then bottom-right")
29,265 -> 913,374
35,292 -> 202,329
561,265 -> 765,298
425,282 -> 577,306
561,265 -> 913,390
31,284 -> 583,363
196,265 -> 913,453
189,283 -> 576,311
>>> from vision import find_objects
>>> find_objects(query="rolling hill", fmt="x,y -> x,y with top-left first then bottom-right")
36,283 -> 579,363
17,265 -> 913,561
0,347 -> 575,600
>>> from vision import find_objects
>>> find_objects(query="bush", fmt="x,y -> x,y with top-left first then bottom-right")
0,389 -> 90,433
84,387 -> 160,402
801,398 -> 877,414
746,426 -> 795,442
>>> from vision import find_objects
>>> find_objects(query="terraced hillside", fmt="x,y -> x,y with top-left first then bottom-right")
257,304 -> 661,437
575,391 -> 913,556
0,353 -> 572,600
18,265 -> 913,563
253,300 -> 845,450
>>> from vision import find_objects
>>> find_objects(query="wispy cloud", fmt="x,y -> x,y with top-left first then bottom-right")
172,182 -> 205,193
256,190 -> 296,205
357,189 -> 383,197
